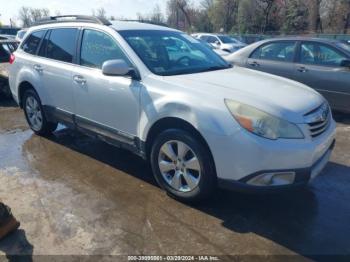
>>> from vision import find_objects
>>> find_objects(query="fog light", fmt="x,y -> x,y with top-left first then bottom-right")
247,172 -> 296,186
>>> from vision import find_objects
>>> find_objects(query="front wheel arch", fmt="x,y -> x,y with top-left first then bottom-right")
145,117 -> 217,177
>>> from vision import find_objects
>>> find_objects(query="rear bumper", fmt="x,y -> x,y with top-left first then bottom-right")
218,139 -> 335,193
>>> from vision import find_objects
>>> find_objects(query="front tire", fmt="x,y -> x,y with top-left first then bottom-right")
150,129 -> 216,202
23,89 -> 57,136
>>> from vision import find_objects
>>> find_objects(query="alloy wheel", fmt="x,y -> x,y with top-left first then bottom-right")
25,96 -> 43,131
158,140 -> 201,193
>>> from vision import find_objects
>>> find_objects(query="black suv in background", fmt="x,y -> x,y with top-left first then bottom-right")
0,39 -> 18,97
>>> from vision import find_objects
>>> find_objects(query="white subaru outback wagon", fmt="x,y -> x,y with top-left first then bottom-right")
9,16 -> 336,201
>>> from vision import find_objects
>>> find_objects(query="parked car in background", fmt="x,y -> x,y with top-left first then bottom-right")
0,27 -> 21,36
197,39 -> 230,57
15,29 -> 28,42
194,33 -> 246,53
226,37 -> 350,113
0,39 -> 18,97
10,16 -> 336,201
0,35 -> 16,40
343,39 -> 350,45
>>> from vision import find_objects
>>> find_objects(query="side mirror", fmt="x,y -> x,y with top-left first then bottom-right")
214,41 -> 221,46
102,59 -> 140,80
340,59 -> 350,68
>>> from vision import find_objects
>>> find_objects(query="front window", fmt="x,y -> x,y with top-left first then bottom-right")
251,41 -> 297,62
80,29 -> 130,69
119,30 -> 230,76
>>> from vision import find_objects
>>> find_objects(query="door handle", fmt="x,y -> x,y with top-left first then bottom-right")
297,66 -> 308,73
33,64 -> 43,72
73,75 -> 87,85
248,61 -> 260,67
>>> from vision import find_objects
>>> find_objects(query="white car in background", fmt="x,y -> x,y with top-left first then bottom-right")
194,33 -> 246,53
15,29 -> 28,42
197,39 -> 230,57
10,16 -> 336,201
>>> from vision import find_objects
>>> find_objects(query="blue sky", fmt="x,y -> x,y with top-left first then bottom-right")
0,0 -> 201,26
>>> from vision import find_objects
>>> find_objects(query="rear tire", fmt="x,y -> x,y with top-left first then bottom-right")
150,129 -> 216,202
23,89 -> 57,136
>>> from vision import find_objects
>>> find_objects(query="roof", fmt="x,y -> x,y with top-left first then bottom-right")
110,21 -> 177,32
258,36 -> 343,44
29,15 -> 175,32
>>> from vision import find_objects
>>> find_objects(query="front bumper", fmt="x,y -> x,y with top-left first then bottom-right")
217,139 -> 335,192
204,118 -> 337,191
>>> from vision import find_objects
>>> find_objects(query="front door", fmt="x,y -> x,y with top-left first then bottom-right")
247,41 -> 298,80
72,29 -> 140,142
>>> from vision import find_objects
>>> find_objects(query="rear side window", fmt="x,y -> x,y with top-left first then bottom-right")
46,28 -> 78,63
80,29 -> 129,69
22,30 -> 45,55
251,41 -> 296,62
300,42 -> 348,67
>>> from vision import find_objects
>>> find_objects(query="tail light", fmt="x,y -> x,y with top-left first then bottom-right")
9,54 -> 15,64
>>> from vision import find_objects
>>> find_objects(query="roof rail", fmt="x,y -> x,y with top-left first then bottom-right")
33,15 -> 112,26
118,19 -> 168,27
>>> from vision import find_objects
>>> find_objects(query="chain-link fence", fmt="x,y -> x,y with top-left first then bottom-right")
231,33 -> 350,44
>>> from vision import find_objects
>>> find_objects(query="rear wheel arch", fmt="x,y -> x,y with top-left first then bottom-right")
145,117 -> 216,176
18,81 -> 36,108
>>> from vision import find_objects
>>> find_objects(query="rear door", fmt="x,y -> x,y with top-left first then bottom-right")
294,42 -> 350,112
36,28 -> 79,116
246,41 -> 298,80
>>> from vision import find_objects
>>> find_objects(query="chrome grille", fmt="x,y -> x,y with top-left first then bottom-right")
304,103 -> 331,138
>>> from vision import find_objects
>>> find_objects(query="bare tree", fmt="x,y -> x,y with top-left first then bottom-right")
18,7 -> 32,27
29,8 -> 49,22
257,0 -> 276,33
150,4 -> 166,24
201,0 -> 213,10
93,7 -> 107,19
167,0 -> 192,30
208,0 -> 238,32
137,5 -> 165,24
341,0 -> 350,33
18,7 -> 50,27
307,0 -> 322,33
176,0 -> 192,29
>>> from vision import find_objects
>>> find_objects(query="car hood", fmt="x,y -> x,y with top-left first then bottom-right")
164,66 -> 324,124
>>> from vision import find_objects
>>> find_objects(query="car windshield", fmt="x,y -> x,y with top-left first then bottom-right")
218,35 -> 237,44
119,30 -> 230,76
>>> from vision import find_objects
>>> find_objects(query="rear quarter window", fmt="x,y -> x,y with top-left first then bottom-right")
21,30 -> 46,55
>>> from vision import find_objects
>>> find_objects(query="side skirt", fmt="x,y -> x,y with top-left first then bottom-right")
43,105 -> 146,159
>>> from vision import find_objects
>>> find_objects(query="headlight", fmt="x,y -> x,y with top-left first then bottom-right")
225,100 -> 304,140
